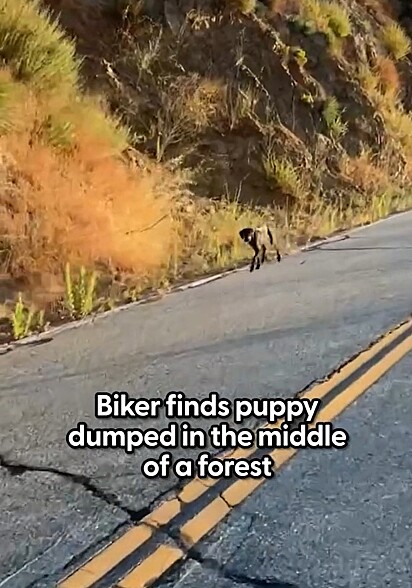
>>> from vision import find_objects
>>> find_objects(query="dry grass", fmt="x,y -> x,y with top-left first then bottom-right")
322,96 -> 348,141
1,0 -> 412,342
0,0 -> 178,305
293,0 -> 351,56
262,153 -> 304,200
356,60 -> 412,153
0,128 -> 176,280
227,0 -> 257,15
155,74 -> 226,161
0,2 -> 184,315
340,149 -> 390,194
374,55 -> 401,97
268,0 -> 298,15
186,77 -> 227,129
357,63 -> 392,111
300,0 -> 328,28
299,0 -> 352,38
357,59 -> 412,154
380,22 -> 411,61
0,0 -> 265,335
383,106 -> 412,153
0,0 -> 265,332
323,1 -> 351,38
175,194 -> 266,272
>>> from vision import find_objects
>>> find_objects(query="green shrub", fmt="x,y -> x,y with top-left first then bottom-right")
322,96 -> 348,140
292,46 -> 308,67
0,0 -> 80,93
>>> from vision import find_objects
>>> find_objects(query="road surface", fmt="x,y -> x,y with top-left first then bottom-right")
0,210 -> 411,587
157,351 -> 412,588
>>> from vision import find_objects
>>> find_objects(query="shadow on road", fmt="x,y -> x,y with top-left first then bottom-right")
312,246 -> 412,252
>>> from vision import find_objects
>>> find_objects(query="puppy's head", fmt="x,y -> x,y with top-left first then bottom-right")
239,227 -> 254,243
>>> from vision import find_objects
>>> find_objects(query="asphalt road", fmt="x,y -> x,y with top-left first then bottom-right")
159,351 -> 412,588
0,210 -> 412,587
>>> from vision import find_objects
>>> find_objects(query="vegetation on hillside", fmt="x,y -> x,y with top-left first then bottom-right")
1,0 -> 412,342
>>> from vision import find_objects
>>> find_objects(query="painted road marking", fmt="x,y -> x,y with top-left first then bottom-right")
58,316 -> 412,588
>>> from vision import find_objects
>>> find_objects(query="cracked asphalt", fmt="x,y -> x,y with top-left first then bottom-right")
0,210 -> 412,587
161,353 -> 412,588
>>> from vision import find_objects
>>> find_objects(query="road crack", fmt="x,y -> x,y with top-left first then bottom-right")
0,453 -> 182,523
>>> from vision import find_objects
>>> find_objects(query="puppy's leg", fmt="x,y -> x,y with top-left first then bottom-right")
275,247 -> 281,263
250,243 -> 260,272
255,248 -> 261,270
250,254 -> 256,272
261,244 -> 267,265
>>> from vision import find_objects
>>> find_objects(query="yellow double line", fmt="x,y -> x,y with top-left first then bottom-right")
59,316 -> 412,588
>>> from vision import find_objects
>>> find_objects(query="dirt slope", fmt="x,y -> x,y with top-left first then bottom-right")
45,0 -> 412,211
1,0 -> 412,344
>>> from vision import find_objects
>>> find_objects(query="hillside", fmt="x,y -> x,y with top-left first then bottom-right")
1,0 -> 412,343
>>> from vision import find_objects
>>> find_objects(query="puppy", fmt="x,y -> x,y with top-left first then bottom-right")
239,225 -> 282,272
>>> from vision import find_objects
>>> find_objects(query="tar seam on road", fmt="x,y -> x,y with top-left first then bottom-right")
57,316 -> 412,588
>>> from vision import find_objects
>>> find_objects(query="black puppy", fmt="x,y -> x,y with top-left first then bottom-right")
239,225 -> 282,272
